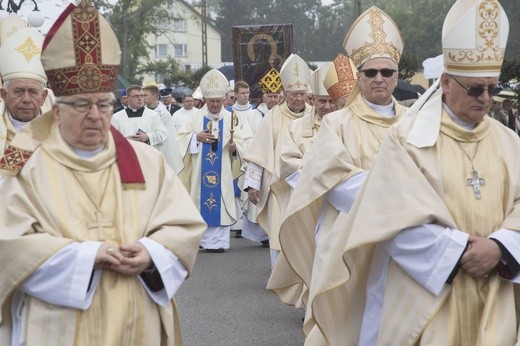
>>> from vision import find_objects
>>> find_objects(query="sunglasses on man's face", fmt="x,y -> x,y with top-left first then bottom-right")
450,76 -> 502,97
359,68 -> 397,78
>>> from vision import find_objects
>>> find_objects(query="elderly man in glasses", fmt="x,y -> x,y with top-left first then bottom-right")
308,0 -> 520,345
0,1 -> 206,344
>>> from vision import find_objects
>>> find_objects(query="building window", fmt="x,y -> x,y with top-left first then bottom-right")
157,19 -> 168,31
173,19 -> 187,32
174,44 -> 188,58
155,44 -> 168,58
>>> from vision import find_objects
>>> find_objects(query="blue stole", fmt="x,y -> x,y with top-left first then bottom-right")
200,116 -> 224,226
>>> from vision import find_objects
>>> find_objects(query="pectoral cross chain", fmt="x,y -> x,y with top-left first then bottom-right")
87,210 -> 113,240
467,170 -> 485,200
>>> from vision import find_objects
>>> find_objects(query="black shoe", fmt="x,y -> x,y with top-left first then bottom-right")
234,230 -> 243,238
206,248 -> 225,253
261,240 -> 269,247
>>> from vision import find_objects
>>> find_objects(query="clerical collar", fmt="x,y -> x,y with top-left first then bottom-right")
363,98 -> 395,117
125,107 -> 145,118
71,144 -> 105,159
8,112 -> 31,132
233,102 -> 252,111
443,103 -> 476,130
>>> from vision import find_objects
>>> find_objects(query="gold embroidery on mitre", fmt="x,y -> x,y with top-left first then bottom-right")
445,0 -> 504,68
260,68 -> 282,93
15,37 -> 41,62
325,55 -> 358,102
287,61 -> 307,90
77,64 -> 103,91
349,8 -> 401,66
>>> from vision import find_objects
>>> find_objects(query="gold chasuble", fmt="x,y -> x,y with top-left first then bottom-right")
0,120 -> 206,345
312,106 -> 520,345
244,101 -> 313,251
275,92 -> 405,334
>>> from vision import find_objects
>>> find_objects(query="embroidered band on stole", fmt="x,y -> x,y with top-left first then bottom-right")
200,117 -> 223,226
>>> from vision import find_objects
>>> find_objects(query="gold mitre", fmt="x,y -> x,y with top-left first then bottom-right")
41,0 -> 121,96
0,27 -> 46,84
343,6 -> 403,68
200,69 -> 229,99
442,0 -> 509,77
308,64 -> 329,96
259,68 -> 282,94
0,13 -> 29,46
323,54 -> 358,103
280,53 -> 311,92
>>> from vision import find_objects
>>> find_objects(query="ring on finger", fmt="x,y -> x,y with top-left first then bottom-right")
106,247 -> 114,255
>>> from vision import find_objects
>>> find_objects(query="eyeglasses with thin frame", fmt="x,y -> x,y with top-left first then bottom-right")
359,68 -> 397,78
450,76 -> 502,98
58,100 -> 114,114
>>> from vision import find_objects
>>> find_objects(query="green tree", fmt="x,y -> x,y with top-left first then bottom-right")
92,0 -> 176,84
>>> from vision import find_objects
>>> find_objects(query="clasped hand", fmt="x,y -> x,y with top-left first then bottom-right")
460,235 -> 502,278
95,242 -> 152,276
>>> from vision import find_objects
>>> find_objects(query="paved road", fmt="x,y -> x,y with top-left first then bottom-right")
176,235 -> 305,346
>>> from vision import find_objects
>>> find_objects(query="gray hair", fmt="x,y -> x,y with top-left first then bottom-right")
55,93 -> 116,105
3,79 -> 47,93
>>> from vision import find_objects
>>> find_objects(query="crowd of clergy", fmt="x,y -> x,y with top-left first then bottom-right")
2,0 -> 520,344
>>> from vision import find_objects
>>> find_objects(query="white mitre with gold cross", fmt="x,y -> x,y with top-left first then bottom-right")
0,27 -> 46,84
280,53 -> 311,92
200,69 -> 229,99
442,0 -> 509,77
343,6 -> 403,69
308,64 -> 330,97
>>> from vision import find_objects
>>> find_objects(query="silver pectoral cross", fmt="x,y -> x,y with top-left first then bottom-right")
467,170 -> 485,200
87,211 -> 113,240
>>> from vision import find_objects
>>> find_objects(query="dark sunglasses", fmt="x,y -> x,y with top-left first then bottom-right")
359,68 -> 397,78
450,76 -> 502,97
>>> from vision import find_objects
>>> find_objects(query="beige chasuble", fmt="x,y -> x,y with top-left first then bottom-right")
0,121 -> 206,345
244,101 -> 313,251
274,92 -> 405,338
310,106 -> 520,345
267,109 -> 322,306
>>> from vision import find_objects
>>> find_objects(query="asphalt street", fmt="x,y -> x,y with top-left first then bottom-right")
176,235 -> 305,346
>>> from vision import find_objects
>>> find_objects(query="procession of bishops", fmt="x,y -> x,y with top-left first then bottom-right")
2,0 -> 520,344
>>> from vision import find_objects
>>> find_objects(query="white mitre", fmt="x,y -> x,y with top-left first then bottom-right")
0,13 -> 28,46
308,64 -> 330,97
343,6 -> 403,69
200,69 -> 229,99
0,27 -> 46,84
280,53 -> 311,92
442,0 -> 509,77
407,0 -> 510,148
